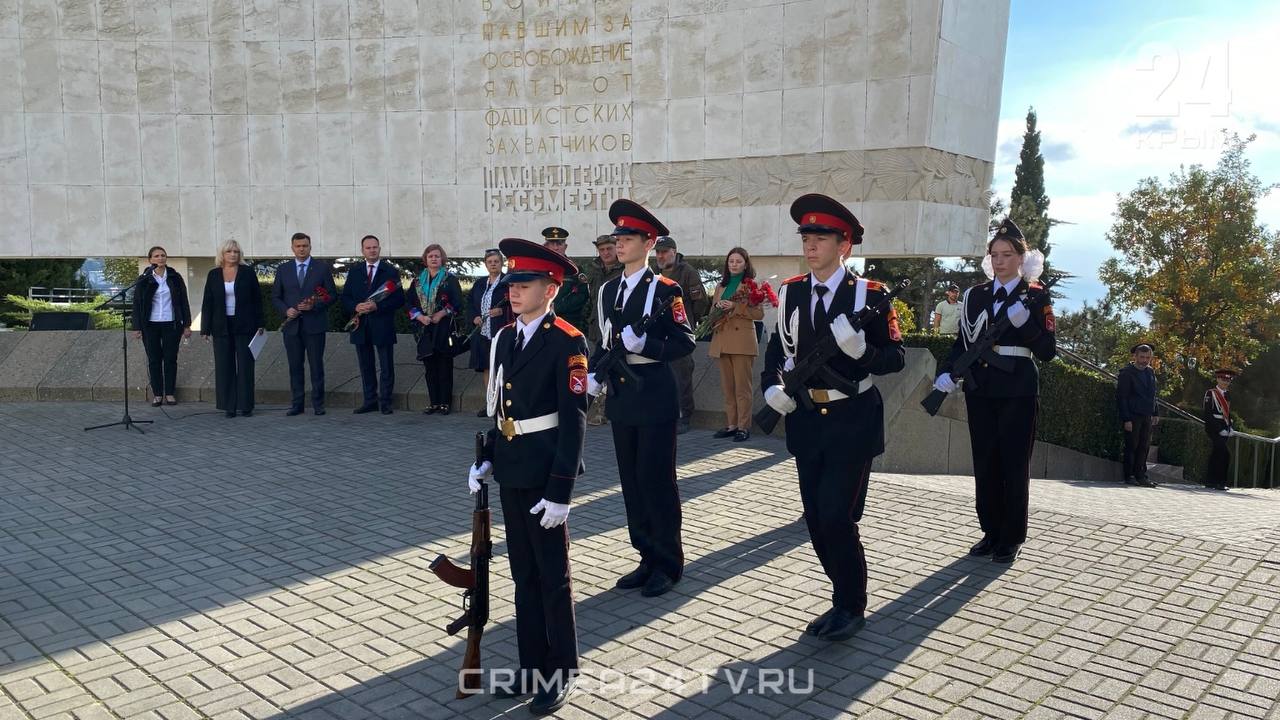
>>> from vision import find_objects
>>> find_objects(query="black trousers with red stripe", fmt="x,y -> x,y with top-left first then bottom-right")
964,393 -> 1038,546
795,453 -> 873,615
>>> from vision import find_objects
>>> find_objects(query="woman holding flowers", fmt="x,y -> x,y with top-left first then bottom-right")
409,244 -> 463,415
704,247 -> 775,441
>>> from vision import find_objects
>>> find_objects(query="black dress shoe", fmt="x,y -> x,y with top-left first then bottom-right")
286,407 -> 304,416
528,677 -> 575,716
817,609 -> 866,641
615,564 -> 651,590
437,405 -> 451,416
804,607 -> 837,637
353,404 -> 377,414
1134,477 -> 1157,488
225,411 -> 236,418
151,398 -> 162,407
992,544 -> 1021,564
422,405 -> 438,415
380,406 -> 393,415
713,427 -> 736,439
733,430 -> 750,442
240,410 -> 252,417
968,535 -> 997,557
314,409 -> 326,416
640,571 -> 676,597
475,408 -> 488,417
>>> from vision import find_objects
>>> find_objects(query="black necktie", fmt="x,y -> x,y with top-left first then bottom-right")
993,286 -> 1008,314
615,279 -> 627,312
813,285 -> 830,335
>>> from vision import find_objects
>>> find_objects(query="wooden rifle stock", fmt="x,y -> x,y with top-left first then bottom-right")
431,432 -> 492,699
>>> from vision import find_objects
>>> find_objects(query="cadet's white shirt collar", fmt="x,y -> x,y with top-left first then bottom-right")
515,311 -> 550,341
992,275 -> 1020,296
618,266 -> 649,304
810,265 -> 846,295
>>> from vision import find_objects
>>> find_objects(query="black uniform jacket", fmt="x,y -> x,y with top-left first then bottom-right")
761,272 -> 905,460
589,270 -> 697,425
483,313 -> 589,505
1202,389 -> 1233,438
938,279 -> 1057,399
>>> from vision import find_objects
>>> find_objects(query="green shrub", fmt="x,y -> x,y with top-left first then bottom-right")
2,294 -> 124,329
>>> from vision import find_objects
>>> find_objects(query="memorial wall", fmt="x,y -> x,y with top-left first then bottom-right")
0,0 -> 1008,262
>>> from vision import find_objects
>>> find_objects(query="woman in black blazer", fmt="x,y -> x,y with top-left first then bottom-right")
131,246 -> 193,406
201,240 -> 265,418
408,243 -> 464,415
465,248 -> 512,415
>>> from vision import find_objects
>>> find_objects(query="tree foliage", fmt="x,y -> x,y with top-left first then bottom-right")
1010,107 -> 1051,255
1099,133 -> 1280,395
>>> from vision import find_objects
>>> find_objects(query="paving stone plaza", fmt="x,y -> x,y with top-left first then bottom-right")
1,401 -> 1278,719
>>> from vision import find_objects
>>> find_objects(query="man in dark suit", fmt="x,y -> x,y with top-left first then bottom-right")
587,199 -> 697,598
1116,343 -> 1159,486
468,238 -> 587,714
340,235 -> 405,414
272,232 -> 338,416
760,194 -> 905,642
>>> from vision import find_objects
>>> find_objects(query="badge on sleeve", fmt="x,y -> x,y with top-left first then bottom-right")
671,296 -> 687,325
568,354 -> 588,395
1042,305 -> 1056,333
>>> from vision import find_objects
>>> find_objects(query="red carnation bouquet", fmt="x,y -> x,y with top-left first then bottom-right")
693,276 -> 778,339
281,285 -> 333,327
344,280 -> 399,332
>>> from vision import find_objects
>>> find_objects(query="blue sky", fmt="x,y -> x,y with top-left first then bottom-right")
987,0 -> 1280,312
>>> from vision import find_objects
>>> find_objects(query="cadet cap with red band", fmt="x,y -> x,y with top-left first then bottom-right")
791,193 -> 864,245
608,198 -> 670,240
499,237 -> 579,284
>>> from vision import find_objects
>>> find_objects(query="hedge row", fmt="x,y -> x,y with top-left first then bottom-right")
1156,418 -> 1278,489
901,333 -> 1123,462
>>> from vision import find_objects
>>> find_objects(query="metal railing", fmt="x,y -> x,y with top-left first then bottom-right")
27,287 -> 113,305
1056,346 -> 1278,489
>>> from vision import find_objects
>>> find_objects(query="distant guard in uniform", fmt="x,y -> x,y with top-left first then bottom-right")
587,199 -> 697,598
466,238 -> 587,715
760,193 -> 905,642
1202,368 -> 1236,491
544,227 -> 591,333
932,219 -> 1057,564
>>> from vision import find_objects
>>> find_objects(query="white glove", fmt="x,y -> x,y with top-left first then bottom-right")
831,316 -> 866,359
783,356 -> 795,372
1219,429 -> 1230,437
468,460 -> 492,494
764,385 -> 797,415
934,373 -> 957,393
530,498 -> 571,529
587,373 -> 603,397
621,326 -> 646,353
1007,301 -> 1030,328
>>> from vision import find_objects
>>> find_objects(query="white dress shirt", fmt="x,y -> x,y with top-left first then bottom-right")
616,266 -> 649,309
514,311 -> 550,349
149,270 -> 173,322
991,276 -> 1021,315
809,265 -> 846,323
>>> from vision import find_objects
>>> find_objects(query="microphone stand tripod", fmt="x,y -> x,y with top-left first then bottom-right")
85,270 -> 156,433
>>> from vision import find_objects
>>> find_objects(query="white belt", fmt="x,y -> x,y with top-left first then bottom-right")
808,378 -> 873,403
625,354 -> 657,365
993,345 -> 1033,358
498,412 -> 559,441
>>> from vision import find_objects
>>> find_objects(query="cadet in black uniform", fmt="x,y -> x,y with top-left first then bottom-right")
760,193 -> 905,642
932,219 -> 1057,564
1202,368 -> 1236,491
466,238 -> 587,715
587,199 -> 697,598
544,227 -> 591,333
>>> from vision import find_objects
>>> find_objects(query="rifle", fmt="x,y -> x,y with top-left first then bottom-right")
429,432 -> 492,698
754,278 -> 911,435
920,277 -> 1058,416
590,295 -> 674,398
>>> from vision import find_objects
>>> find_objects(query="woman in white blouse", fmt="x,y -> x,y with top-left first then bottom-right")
130,246 -> 193,406
200,240 -> 265,418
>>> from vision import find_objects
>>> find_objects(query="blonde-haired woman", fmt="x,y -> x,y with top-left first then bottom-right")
201,240 -> 265,417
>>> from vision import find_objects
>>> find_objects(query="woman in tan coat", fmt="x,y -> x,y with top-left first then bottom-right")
708,247 -> 765,441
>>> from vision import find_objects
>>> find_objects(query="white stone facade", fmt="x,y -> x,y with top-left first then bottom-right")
0,0 -> 1008,261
